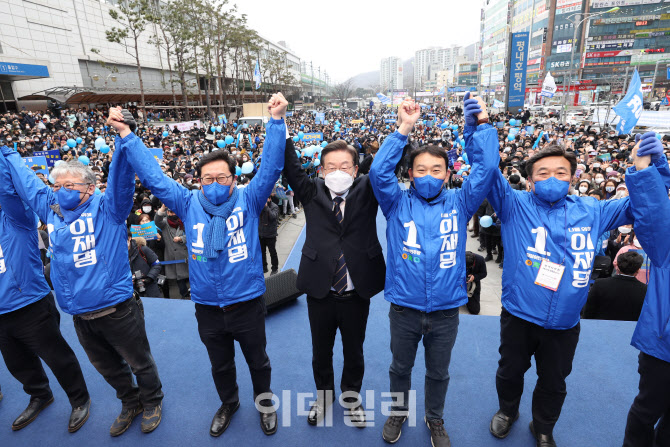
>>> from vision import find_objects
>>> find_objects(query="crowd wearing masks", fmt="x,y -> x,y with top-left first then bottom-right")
0,89 -> 669,447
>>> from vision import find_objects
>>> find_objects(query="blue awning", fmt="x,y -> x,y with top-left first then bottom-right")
0,62 -> 49,80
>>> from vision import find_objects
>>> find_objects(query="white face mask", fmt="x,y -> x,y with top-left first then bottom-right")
142,206 -> 152,213
618,226 -> 632,234
606,167 -> 613,173
579,186 -> 588,194
605,186 -> 615,193
324,170 -> 354,195
595,177 -> 604,184
633,238 -> 642,249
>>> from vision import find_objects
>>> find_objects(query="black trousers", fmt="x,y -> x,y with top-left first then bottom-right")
466,283 -> 481,315
195,297 -> 272,405
74,297 -> 163,410
259,237 -> 278,271
496,308 -> 580,435
624,352 -> 670,447
307,292 -> 371,397
0,293 -> 89,407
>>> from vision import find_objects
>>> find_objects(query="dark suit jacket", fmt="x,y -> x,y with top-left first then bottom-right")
284,138 -> 386,299
583,275 -> 647,322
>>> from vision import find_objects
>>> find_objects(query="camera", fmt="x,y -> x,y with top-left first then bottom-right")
134,270 -> 145,293
156,274 -> 166,286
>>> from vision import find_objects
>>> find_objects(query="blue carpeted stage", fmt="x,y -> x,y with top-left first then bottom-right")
0,211 -> 640,446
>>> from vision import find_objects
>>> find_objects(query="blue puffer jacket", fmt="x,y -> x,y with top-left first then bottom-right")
369,125 -> 500,312
0,154 -> 51,314
0,142 -> 135,315
118,119 -> 286,307
626,162 -> 670,363
464,126 -> 670,329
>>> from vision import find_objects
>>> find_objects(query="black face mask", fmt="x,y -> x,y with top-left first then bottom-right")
168,215 -> 178,223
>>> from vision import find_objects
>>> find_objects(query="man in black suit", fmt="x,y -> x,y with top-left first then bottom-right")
583,251 -> 646,321
284,138 -> 386,428
465,251 -> 487,315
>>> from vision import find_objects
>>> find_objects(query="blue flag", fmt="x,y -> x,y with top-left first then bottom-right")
376,92 -> 391,105
613,69 -> 643,135
253,60 -> 261,90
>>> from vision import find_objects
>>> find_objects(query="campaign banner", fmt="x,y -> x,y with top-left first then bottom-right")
130,222 -> 159,241
217,114 -> 227,124
447,148 -> 459,167
285,111 -> 294,117
274,184 -> 287,200
493,99 -> 505,109
150,148 -> 164,160
302,132 -> 323,142
351,119 -> 365,124
166,120 -> 203,131
507,32 -> 530,109
315,112 -> 325,125
22,156 -> 49,176
32,149 -> 60,167
384,119 -> 396,123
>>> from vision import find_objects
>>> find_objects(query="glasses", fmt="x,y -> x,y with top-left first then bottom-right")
200,174 -> 234,185
322,165 -> 354,175
53,182 -> 90,192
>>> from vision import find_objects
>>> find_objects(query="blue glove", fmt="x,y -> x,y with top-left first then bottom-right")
636,131 -> 663,162
463,91 -> 482,127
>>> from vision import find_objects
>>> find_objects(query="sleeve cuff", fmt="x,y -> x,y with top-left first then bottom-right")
115,132 -> 138,145
269,118 -> 285,125
393,131 -> 408,142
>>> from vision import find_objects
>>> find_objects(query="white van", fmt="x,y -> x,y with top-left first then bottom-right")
237,116 -> 268,128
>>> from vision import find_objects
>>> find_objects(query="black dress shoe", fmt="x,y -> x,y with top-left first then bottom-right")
484,254 -> 493,262
260,410 -> 277,435
110,404 -> 143,437
210,401 -> 239,437
489,410 -> 519,439
307,398 -> 333,426
529,421 -> 557,447
348,404 -> 366,428
12,396 -> 54,431
68,399 -> 90,433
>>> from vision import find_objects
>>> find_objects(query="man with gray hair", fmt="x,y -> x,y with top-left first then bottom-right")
0,107 -> 164,437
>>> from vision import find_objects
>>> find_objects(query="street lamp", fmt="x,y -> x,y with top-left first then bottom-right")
561,6 -> 620,123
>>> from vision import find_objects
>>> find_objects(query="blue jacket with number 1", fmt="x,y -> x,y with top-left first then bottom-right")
118,119 -> 286,307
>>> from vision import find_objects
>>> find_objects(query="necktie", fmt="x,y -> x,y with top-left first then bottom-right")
332,197 -> 348,293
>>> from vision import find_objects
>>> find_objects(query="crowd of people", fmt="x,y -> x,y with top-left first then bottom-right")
0,91 -> 669,447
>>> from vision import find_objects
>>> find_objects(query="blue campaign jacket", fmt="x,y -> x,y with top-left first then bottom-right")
0,154 -> 51,314
464,125 -> 670,329
118,119 -> 286,307
0,143 -> 135,315
626,162 -> 670,363
369,125 -> 500,312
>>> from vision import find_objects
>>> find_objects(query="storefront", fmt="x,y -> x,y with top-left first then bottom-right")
0,60 -> 50,113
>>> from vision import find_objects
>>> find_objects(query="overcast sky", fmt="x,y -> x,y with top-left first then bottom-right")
236,0 -> 483,84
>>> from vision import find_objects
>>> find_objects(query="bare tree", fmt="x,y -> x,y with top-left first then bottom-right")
332,79 -> 355,107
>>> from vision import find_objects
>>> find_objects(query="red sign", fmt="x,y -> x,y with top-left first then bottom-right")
636,21 -> 648,26
645,48 -> 665,53
585,51 -> 622,58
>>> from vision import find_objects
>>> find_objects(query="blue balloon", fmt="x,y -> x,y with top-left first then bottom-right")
94,187 -> 101,195
48,174 -> 55,184
100,145 -> 110,154
292,135 -> 300,142
451,124 -> 458,130
78,156 -> 90,165
95,137 -> 105,149
295,150 -> 301,157
76,137 -> 82,144
509,119 -> 517,126
453,130 -> 459,138
507,134 -> 514,141
298,131 -> 305,140
241,162 -> 253,174
235,166 -> 242,176
300,124 -> 305,130
361,126 -> 366,131
233,123 -> 238,128
440,123 -> 448,129
225,135 -> 234,145
210,126 -> 216,132
67,139 -> 76,148
252,144 -> 257,149
87,127 -> 94,132
321,141 -> 328,148
163,131 -> 169,137
216,126 -> 222,132
217,140 -> 225,148
480,215 -> 493,228
334,127 -> 340,132
386,125 -> 390,129
313,158 -> 320,167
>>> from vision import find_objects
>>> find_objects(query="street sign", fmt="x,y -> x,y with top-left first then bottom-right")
667,66 -> 670,80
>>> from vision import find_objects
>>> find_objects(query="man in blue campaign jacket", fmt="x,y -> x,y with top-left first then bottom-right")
0,152 -> 90,433
0,107 -> 164,437
370,94 -> 498,447
116,93 -> 288,437
463,118 -> 670,444
623,132 -> 670,447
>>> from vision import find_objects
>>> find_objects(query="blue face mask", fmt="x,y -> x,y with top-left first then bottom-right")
202,182 -> 231,206
534,177 -> 570,203
413,175 -> 445,200
57,187 -> 83,211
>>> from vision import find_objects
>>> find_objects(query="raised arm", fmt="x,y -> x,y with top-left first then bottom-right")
0,148 -> 37,229
457,96 -> 500,218
624,133 -> 670,267
284,137 -> 317,204
369,98 -> 420,217
110,107 -> 191,219
244,93 -> 288,216
0,145 -> 54,224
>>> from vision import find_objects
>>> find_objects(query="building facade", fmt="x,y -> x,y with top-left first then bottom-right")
380,56 -> 403,92
414,46 -> 463,90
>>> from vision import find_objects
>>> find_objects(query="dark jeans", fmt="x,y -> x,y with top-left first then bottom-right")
623,352 -> 670,447
307,292 -> 370,397
260,237 -> 278,271
74,296 -> 163,410
195,297 -> 272,405
496,308 -> 580,435
0,293 -> 89,407
388,303 -> 459,421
